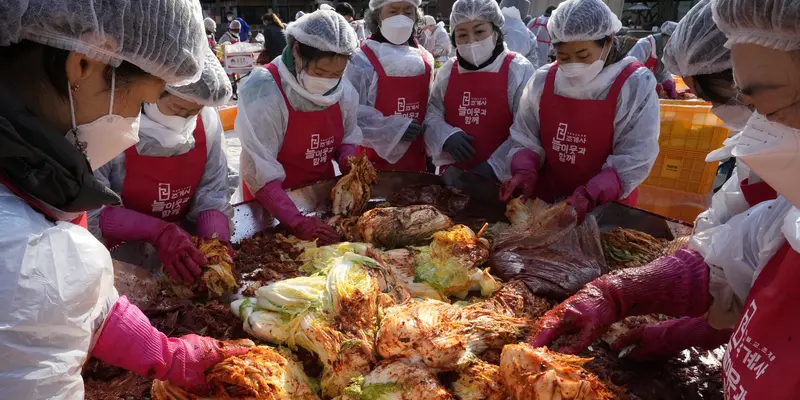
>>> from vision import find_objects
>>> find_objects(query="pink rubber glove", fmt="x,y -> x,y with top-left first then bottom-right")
565,168 -> 623,224
610,317 -> 732,361
100,207 -> 206,283
337,144 -> 358,174
499,149 -> 541,202
92,297 -> 250,392
255,181 -> 341,244
532,249 -> 712,354
662,79 -> 680,99
196,210 -> 231,243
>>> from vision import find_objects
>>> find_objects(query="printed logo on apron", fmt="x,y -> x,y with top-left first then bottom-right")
550,123 -> 589,165
724,299 -> 773,399
305,133 -> 336,167
152,183 -> 194,219
395,97 -> 422,120
457,92 -> 489,125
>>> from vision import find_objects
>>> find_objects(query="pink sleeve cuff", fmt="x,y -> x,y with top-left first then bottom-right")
195,210 -> 231,242
510,149 -> 541,175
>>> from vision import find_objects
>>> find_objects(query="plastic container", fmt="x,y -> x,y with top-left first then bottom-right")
218,105 -> 238,132
635,185 -> 711,224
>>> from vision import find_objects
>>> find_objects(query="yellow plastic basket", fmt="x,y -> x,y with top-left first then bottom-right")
218,105 -> 238,132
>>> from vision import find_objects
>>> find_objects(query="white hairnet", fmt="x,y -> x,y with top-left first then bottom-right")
424,15 -> 437,26
369,0 -> 421,11
0,0 -> 208,86
712,0 -> 800,51
661,21 -> 678,36
285,10 -> 358,54
204,17 -> 217,33
663,0 -> 731,77
547,0 -> 622,43
296,11 -> 306,19
450,0 -> 505,30
166,48 -> 232,107
319,3 -> 334,11
501,7 -> 522,21
230,19 -> 242,29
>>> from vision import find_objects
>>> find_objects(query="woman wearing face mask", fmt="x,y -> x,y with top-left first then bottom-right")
88,48 -> 234,283
424,0 -> 534,181
0,1 -> 249,397
345,0 -> 435,172
237,10 -> 361,244
500,0 -> 660,224
530,2 -> 800,396
420,15 -> 453,64
220,19 -> 242,44
204,17 -> 218,50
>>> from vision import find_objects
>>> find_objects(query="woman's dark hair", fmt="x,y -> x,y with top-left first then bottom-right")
0,40 -> 150,101
692,70 -> 736,104
544,6 -> 557,17
262,13 -> 285,29
552,35 -> 625,66
365,5 -> 423,37
287,36 -> 350,69
335,2 -> 356,18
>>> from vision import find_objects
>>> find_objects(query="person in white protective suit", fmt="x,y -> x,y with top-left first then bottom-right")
531,2 -> 800,397
420,15 -> 454,63
345,0 -> 435,172
236,10 -> 361,245
89,47 -> 235,281
528,5 -> 556,64
499,5 -> 541,67
627,20 -> 679,98
0,1 -> 251,398
424,0 -> 534,181
500,0 -> 660,224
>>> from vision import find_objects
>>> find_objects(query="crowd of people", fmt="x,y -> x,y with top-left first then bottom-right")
0,0 -> 798,398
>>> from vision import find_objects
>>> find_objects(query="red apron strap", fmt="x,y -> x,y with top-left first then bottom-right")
604,62 -> 643,111
499,52 -> 516,75
265,63 -> 293,111
361,45 -> 387,77
0,175 -> 88,228
542,63 -> 559,96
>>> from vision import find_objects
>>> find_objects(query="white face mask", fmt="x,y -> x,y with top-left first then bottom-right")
458,33 -> 496,67
559,44 -> 610,86
380,15 -> 415,45
733,112 -> 800,208
711,103 -> 753,131
143,103 -> 198,147
227,15 -> 234,21
67,70 -> 140,171
297,70 -> 340,95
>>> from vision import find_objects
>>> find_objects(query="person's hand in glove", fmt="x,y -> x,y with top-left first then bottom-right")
610,317 -> 732,361
471,161 -> 498,182
402,120 -> 425,142
531,249 -> 712,354
499,149 -> 540,201
336,144 -> 358,174
662,79 -> 680,99
100,207 -> 206,283
443,131 -> 476,163
254,180 -> 341,245
92,297 -> 251,393
196,209 -> 233,255
565,168 -> 623,224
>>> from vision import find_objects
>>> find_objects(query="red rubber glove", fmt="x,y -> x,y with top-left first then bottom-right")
100,207 -> 206,283
499,149 -> 541,202
532,249 -> 712,354
662,79 -> 680,99
254,181 -> 341,244
337,144 -> 358,174
565,168 -> 623,224
610,317 -> 732,361
196,209 -> 233,255
92,297 -> 250,392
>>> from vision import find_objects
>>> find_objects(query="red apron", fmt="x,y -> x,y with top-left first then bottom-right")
537,62 -> 642,205
0,175 -> 88,228
242,63 -> 344,200
358,44 -> 431,172
443,53 -> 516,170
644,35 -> 658,73
723,242 -> 800,399
740,179 -> 777,208
532,17 -> 551,45
121,117 -> 207,222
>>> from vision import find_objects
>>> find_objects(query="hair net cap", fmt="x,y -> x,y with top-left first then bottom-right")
424,15 -> 437,26
296,11 -> 306,19
369,0 -> 421,11
230,20 -> 242,29
661,21 -> 677,36
285,10 -> 358,54
712,0 -> 800,51
166,47 -> 232,107
663,0 -> 731,77
501,7 -> 522,21
204,17 -> 217,33
548,0 -> 622,43
1,0 -> 207,86
319,3 -> 334,11
450,0 -> 505,30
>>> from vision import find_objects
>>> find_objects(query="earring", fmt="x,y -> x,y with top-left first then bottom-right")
71,84 -> 80,92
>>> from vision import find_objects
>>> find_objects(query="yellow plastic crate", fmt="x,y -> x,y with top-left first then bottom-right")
643,100 -> 729,195
218,105 -> 238,132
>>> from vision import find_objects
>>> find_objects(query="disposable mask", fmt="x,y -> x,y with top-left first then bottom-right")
559,44 -> 609,86
380,15 -> 414,45
230,31 -> 240,39
458,34 -> 496,66
143,103 -> 198,148
711,103 -> 753,131
67,70 -> 140,171
227,15 -> 234,21
297,70 -> 340,95
733,112 -> 800,208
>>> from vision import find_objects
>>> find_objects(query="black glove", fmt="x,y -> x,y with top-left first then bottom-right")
402,120 -> 425,142
471,162 -> 498,182
443,132 -> 476,163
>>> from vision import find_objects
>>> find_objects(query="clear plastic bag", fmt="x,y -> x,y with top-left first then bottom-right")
489,200 -> 607,300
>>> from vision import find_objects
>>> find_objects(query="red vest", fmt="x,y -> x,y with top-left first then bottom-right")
644,36 -> 659,73
443,53 -> 516,170
740,179 -> 777,208
242,63 -> 344,200
358,44 -> 431,172
724,242 -> 800,399
532,17 -> 551,45
537,62 -> 643,205
121,117 -> 207,222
